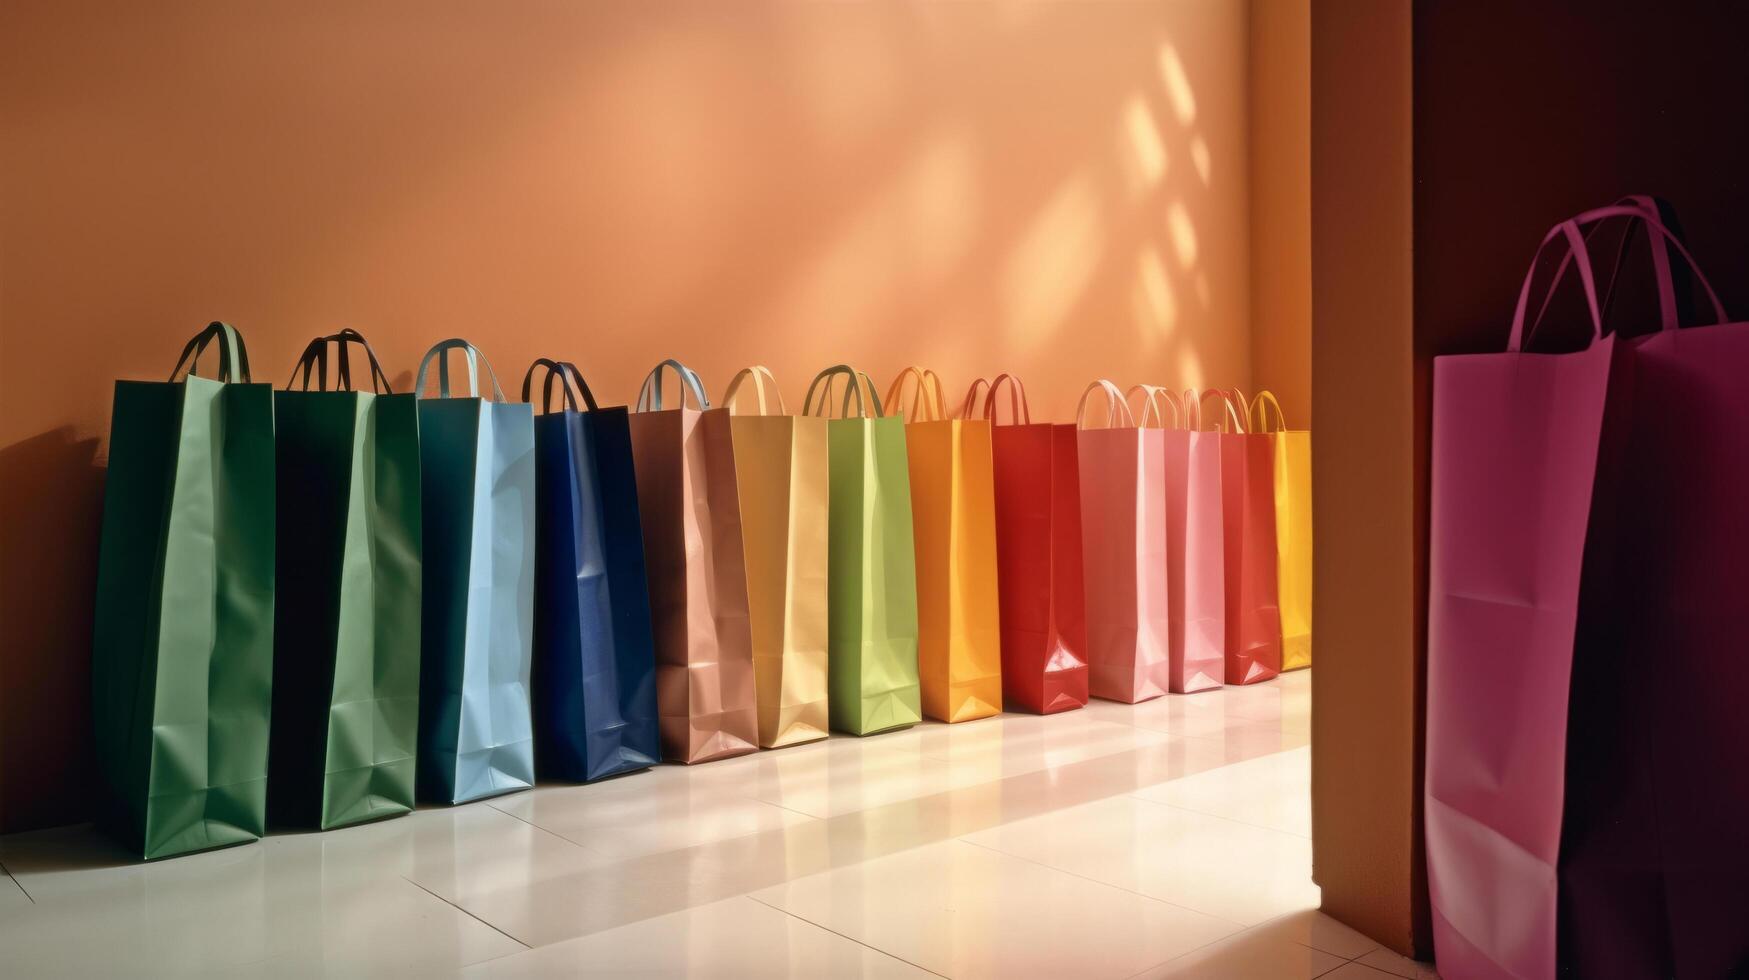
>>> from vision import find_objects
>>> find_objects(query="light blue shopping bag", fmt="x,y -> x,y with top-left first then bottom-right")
414,339 -> 537,804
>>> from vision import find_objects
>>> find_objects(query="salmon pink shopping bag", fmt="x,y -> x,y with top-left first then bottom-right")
1076,380 -> 1171,703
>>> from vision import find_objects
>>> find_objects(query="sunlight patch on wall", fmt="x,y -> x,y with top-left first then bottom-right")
1133,246 -> 1177,351
1120,94 -> 1168,195
1195,270 -> 1211,310
1190,135 -> 1212,186
1167,201 -> 1199,269
1177,346 -> 1205,392
1002,174 -> 1104,349
1157,43 -> 1197,126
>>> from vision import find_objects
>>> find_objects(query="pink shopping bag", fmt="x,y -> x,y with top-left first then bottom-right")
1076,380 -> 1172,703
1427,201 -> 1749,978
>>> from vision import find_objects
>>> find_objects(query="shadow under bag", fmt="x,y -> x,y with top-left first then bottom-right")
269,330 -> 421,829
91,321 -> 275,859
525,358 -> 660,782
415,339 -> 536,804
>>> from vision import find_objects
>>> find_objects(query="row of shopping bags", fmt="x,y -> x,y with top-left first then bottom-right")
89,328 -> 1311,859
1426,198 -> 1749,977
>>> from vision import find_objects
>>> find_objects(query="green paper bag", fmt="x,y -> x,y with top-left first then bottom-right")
268,330 -> 421,830
803,366 -> 921,736
91,322 -> 276,860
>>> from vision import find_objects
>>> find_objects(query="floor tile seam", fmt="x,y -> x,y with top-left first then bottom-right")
950,835 -> 1251,933
400,874 -> 533,952
2,869 -> 33,904
1124,796 -> 1313,840
1123,793 -> 1313,841
743,893 -> 952,979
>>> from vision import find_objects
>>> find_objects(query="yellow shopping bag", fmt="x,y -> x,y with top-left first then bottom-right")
884,368 -> 1003,723
1250,391 -> 1311,669
723,366 -> 831,748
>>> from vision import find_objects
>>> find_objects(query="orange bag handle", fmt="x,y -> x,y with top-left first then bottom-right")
1249,390 -> 1288,433
960,377 -> 991,420
1125,384 -> 1182,429
884,367 -> 947,422
1075,379 -> 1137,430
723,365 -> 787,416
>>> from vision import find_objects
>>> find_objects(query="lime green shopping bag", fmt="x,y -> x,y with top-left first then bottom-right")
803,366 -> 921,736
91,322 -> 276,859
268,330 -> 421,830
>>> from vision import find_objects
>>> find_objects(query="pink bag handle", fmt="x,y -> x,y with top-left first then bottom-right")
1075,380 -> 1136,430
1533,196 -> 1679,336
1508,205 -> 1728,352
1125,384 -> 1181,429
1191,388 -> 1244,433
1225,388 -> 1253,433
723,365 -> 787,416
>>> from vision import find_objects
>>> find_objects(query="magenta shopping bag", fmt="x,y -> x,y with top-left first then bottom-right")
1426,201 -> 1749,979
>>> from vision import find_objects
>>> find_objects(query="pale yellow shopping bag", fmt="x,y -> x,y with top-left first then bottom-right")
723,366 -> 831,747
1250,391 -> 1311,669
884,367 -> 1002,723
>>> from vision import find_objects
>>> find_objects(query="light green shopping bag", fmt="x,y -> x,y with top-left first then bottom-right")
91,322 -> 276,859
803,366 -> 921,736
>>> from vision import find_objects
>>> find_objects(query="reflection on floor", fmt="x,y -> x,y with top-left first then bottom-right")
0,669 -> 1434,978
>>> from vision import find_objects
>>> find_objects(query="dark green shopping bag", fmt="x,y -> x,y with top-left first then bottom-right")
92,322 -> 276,860
268,330 -> 421,830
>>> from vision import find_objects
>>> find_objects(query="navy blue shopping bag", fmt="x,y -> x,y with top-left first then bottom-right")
525,359 -> 661,781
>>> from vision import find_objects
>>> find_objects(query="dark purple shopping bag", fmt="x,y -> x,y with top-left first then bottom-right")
1427,201 -> 1749,979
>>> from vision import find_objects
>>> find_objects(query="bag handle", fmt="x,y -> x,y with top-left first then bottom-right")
983,374 -> 1032,425
883,367 -> 947,422
1508,204 -> 1728,352
1075,379 -> 1136,430
960,377 -> 992,421
287,328 -> 392,393
1192,388 -> 1244,433
1249,390 -> 1287,433
634,358 -> 710,412
521,358 -> 600,414
723,366 -> 787,416
415,339 -> 506,400
169,321 -> 252,383
1125,384 -> 1181,429
1533,196 -> 1680,337
802,365 -> 884,419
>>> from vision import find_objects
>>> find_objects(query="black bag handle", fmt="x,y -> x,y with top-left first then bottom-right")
520,358 -> 600,414
286,328 -> 393,393
169,321 -> 252,383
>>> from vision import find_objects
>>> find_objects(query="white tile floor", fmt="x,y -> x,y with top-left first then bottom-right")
0,670 -> 1435,978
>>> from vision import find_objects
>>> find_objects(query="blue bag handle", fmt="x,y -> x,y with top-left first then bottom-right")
634,359 -> 709,412
169,321 -> 252,383
415,338 -> 506,400
521,358 -> 600,414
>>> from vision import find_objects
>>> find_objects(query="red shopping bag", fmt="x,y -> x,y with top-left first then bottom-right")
1208,389 -> 1280,685
964,375 -> 1088,714
1128,386 -> 1223,694
1076,380 -> 1171,703
1427,201 -> 1749,979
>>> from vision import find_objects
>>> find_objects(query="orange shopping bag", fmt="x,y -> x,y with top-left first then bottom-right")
884,368 -> 1002,723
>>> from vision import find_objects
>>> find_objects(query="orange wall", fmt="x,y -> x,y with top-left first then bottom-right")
1247,0 -> 1311,425
0,1 -> 1261,830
